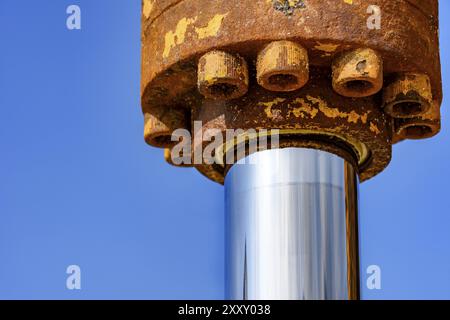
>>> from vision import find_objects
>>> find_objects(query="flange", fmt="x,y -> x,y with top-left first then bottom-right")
141,0 -> 442,184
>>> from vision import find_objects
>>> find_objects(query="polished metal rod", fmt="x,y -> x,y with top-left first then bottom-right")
225,148 -> 359,300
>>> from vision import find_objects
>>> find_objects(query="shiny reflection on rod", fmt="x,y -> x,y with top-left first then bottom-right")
225,148 -> 359,300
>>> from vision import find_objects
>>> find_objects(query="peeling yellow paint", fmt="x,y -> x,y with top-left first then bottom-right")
314,42 -> 339,55
195,14 -> 228,39
370,122 -> 381,134
305,95 -> 370,124
143,0 -> 155,19
259,95 -> 370,125
361,113 -> 369,124
290,98 -> 319,119
343,0 -> 353,4
163,17 -> 197,59
259,98 -> 286,108
259,98 -> 286,118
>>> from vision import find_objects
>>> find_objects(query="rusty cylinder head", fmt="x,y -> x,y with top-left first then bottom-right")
141,0 -> 443,184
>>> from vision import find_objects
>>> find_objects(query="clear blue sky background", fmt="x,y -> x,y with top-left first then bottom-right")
0,1 -> 449,300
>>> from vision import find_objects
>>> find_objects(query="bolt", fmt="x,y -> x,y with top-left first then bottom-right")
197,50 -> 249,100
257,40 -> 309,92
383,73 -> 432,118
144,107 -> 188,148
332,48 -> 383,98
394,101 -> 440,140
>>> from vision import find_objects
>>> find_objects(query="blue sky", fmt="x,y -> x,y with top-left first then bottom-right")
0,1 -> 449,299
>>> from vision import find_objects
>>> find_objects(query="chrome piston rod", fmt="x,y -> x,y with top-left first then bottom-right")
225,148 -> 360,300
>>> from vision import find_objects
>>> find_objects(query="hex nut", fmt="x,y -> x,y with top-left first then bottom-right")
144,107 -> 188,148
394,101 -> 440,140
257,41 -> 309,92
332,48 -> 383,98
383,73 -> 432,118
197,50 -> 248,100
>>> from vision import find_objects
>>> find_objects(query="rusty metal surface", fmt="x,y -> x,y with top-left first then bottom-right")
143,0 -> 438,23
192,70 -> 391,182
140,0 -> 442,184
142,0 -> 441,104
